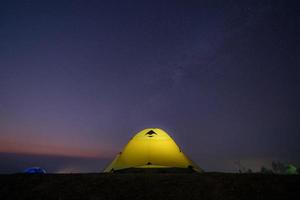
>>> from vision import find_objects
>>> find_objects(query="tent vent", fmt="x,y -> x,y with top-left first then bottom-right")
145,130 -> 157,137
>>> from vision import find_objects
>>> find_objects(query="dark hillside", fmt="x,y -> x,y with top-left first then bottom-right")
0,173 -> 299,200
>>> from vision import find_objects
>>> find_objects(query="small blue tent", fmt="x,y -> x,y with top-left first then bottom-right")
23,167 -> 46,174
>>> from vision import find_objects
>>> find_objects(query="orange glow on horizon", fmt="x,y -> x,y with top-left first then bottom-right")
0,136 -> 115,159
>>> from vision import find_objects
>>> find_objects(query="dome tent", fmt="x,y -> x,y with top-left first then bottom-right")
23,167 -> 46,174
285,164 -> 298,175
104,128 -> 202,172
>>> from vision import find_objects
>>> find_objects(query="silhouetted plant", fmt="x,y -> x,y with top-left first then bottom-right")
260,166 -> 273,174
272,161 -> 286,174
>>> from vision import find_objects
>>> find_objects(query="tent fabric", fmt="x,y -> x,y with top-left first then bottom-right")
23,167 -> 46,174
286,165 -> 298,175
104,128 -> 202,172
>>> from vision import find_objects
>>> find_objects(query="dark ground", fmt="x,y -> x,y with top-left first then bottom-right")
0,173 -> 299,200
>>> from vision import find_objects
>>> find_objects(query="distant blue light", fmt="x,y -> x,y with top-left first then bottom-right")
23,167 -> 46,174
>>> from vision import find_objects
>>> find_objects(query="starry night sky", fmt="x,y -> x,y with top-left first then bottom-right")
0,0 -> 300,173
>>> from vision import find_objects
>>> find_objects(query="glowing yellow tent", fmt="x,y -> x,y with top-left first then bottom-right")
104,128 -> 202,172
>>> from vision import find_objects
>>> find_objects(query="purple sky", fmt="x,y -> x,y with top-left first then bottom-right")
0,0 -> 300,173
